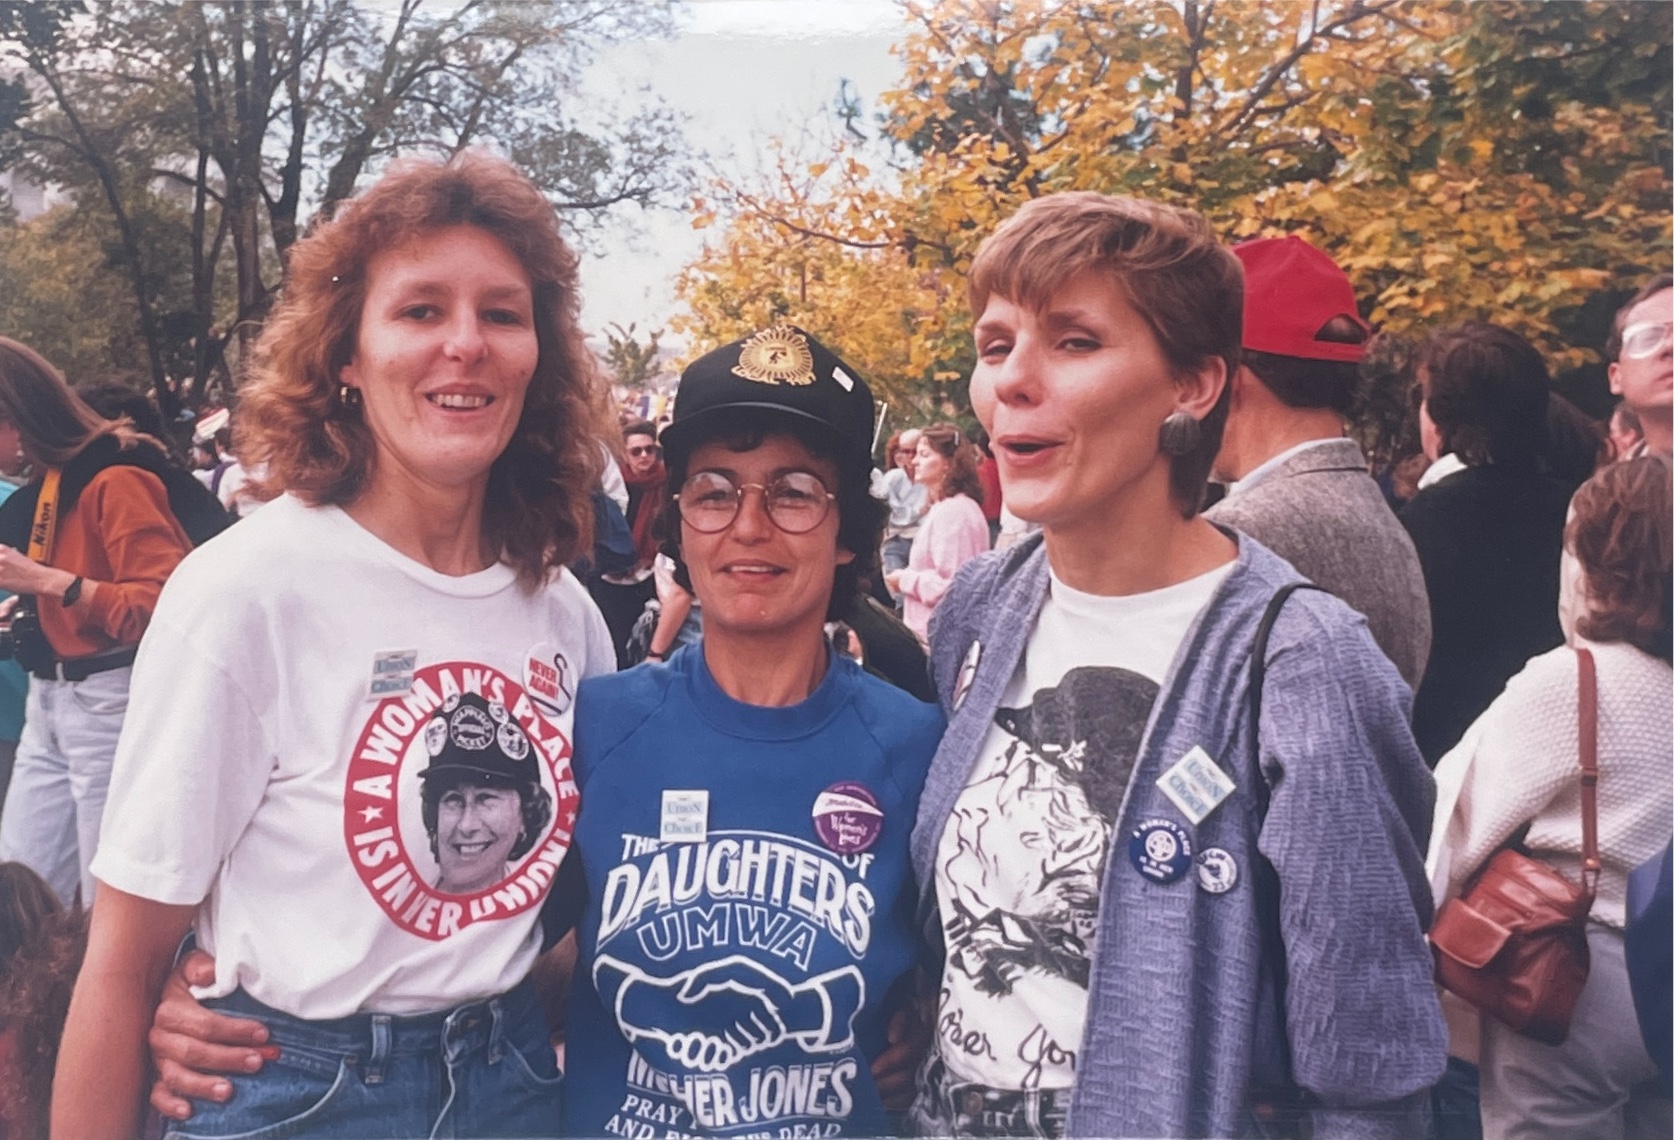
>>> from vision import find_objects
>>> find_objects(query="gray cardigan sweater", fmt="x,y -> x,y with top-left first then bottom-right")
910,532 -> 1445,1139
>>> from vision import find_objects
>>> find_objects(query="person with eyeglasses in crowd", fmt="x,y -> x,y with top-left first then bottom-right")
1606,275 -> 1672,463
1557,274 -> 1673,690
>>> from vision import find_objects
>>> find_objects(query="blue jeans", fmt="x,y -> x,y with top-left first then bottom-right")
165,978 -> 561,1140
880,535 -> 913,576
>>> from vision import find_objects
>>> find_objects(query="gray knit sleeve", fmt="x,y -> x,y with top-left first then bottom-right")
1255,596 -> 1447,1134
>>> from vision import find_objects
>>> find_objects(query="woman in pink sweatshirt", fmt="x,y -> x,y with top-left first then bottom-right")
888,421 -> 990,640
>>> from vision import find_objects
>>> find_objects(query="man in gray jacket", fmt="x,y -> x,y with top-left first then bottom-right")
1208,237 -> 1431,693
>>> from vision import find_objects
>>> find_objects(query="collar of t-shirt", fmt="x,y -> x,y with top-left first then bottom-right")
1230,437 -> 1343,496
684,642 -> 854,741
1042,559 -> 1237,684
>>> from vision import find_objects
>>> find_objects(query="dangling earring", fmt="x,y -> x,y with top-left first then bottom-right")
338,384 -> 362,411
1158,411 -> 1201,457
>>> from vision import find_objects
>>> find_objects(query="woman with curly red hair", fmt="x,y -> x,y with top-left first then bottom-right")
52,151 -> 614,1140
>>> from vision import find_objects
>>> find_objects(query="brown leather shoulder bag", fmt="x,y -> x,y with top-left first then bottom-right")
1430,647 -> 1600,1046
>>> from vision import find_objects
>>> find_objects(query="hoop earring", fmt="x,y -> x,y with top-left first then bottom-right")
338,384 -> 362,411
1158,411 -> 1201,457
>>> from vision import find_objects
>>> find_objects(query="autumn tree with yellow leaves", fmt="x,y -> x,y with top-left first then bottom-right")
675,0 -> 1671,426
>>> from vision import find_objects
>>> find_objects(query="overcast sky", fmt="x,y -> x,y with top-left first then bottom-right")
574,0 -> 906,345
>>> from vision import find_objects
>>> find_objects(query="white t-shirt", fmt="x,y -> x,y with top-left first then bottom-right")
932,561 -> 1232,1091
92,495 -> 614,1017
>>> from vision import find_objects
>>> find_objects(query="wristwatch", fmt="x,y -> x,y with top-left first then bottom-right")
61,576 -> 83,606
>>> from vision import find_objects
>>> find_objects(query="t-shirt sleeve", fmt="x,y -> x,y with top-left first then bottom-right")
90,609 -> 276,905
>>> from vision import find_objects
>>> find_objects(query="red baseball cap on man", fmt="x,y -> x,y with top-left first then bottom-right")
1234,236 -> 1370,363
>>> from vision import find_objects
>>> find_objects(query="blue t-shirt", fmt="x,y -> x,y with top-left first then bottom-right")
565,646 -> 943,1139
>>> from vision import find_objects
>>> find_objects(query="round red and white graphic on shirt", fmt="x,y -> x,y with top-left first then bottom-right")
342,661 -> 578,941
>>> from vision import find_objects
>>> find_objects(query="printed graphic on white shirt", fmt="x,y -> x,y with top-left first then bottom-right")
344,660 -> 579,941
592,828 -> 876,1137
935,665 -> 1157,1090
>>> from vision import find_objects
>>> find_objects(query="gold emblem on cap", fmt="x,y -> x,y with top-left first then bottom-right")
732,325 -> 815,386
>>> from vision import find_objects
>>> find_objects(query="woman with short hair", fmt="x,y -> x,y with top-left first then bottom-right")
562,327 -> 944,1137
52,151 -> 614,1140
887,422 -> 989,641
909,191 -> 1444,1138
1430,455 -> 1672,1140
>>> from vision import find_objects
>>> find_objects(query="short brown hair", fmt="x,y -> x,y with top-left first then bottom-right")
1605,273 -> 1672,363
238,150 -> 597,585
1569,455 -> 1672,661
918,422 -> 984,504
968,192 -> 1243,517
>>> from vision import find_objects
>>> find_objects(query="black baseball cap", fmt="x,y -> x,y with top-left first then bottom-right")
659,325 -> 875,481
417,692 -> 539,787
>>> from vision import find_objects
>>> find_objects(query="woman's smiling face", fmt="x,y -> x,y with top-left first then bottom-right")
340,224 -> 538,497
679,432 -> 853,643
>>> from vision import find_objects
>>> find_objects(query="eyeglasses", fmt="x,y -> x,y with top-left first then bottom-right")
675,471 -> 836,534
626,445 -> 658,458
1621,322 -> 1671,360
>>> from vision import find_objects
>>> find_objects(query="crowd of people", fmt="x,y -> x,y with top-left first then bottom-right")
0,149 -> 1665,1140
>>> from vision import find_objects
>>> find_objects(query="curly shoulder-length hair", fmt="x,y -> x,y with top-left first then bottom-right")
1569,455 -> 1672,661
918,422 -> 984,504
238,150 -> 597,584
1,863 -> 86,1140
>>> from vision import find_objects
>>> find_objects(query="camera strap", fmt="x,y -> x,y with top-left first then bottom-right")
27,467 -> 62,562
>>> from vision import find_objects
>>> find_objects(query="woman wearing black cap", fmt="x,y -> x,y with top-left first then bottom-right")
419,693 -> 554,895
556,325 -> 944,1137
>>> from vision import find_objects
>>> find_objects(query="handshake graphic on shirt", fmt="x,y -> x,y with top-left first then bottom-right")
594,954 -> 865,1073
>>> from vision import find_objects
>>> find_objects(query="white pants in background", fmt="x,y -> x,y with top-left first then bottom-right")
1480,923 -> 1672,1140
0,665 -> 131,906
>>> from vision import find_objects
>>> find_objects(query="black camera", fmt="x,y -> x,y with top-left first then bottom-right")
0,596 -> 56,673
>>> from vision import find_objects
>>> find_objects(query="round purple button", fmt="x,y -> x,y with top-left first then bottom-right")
811,781 -> 883,855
